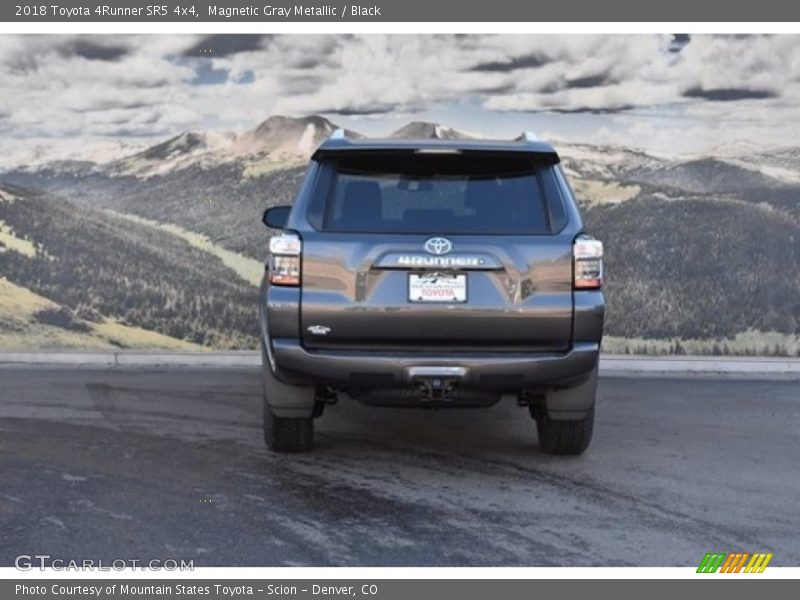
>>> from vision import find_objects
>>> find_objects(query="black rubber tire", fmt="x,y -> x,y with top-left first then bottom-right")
263,402 -> 313,453
535,406 -> 594,455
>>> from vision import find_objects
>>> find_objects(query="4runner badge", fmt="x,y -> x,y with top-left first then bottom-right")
424,237 -> 453,255
307,325 -> 331,335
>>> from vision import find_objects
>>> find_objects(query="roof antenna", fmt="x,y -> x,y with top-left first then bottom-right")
329,128 -> 347,140
519,131 -> 539,142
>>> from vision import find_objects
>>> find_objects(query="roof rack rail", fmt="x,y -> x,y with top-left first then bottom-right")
517,131 -> 539,143
329,128 -> 347,141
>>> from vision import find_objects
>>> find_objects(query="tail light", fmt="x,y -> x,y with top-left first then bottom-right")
269,233 -> 301,286
573,235 -> 603,290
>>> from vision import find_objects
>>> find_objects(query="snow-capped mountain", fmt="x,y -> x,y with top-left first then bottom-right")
1,116 -> 475,178
11,115 -> 366,178
103,131 -> 236,178
0,138 -> 149,172
231,115 -> 350,160
5,115 -> 800,197
554,141 -> 800,196
389,121 -> 471,140
554,143 -> 664,180
737,147 -> 800,184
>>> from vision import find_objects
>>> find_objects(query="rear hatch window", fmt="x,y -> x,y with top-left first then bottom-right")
316,153 -> 565,234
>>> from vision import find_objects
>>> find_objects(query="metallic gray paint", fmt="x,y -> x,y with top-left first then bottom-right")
298,232 -> 575,350
271,338 -> 599,390
259,140 -> 605,409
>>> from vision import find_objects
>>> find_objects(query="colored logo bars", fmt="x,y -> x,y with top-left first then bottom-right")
697,552 -> 773,573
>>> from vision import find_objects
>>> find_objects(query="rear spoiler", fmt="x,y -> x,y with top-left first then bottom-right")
313,130 -> 560,162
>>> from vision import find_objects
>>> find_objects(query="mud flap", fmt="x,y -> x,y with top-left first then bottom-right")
262,345 -> 316,418
546,365 -> 598,420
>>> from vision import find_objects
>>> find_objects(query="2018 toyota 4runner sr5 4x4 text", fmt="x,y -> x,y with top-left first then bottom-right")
259,131 -> 604,455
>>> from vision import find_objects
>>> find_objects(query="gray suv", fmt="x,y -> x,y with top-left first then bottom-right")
260,131 -> 604,454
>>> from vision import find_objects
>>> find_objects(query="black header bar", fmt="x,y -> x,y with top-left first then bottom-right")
3,0 -> 800,22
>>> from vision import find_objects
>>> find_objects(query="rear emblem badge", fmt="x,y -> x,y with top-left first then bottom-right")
307,325 -> 331,335
424,237 -> 453,255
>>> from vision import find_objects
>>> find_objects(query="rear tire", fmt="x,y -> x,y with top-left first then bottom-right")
535,406 -> 594,455
262,349 -> 315,453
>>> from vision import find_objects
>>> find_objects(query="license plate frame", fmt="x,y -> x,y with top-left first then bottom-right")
408,272 -> 467,303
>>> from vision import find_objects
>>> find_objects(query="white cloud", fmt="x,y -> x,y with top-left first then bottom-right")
1,34 -> 800,155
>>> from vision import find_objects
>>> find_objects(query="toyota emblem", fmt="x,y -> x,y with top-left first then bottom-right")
424,237 -> 453,255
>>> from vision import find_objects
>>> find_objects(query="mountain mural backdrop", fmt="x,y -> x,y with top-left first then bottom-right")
1,115 -> 799,355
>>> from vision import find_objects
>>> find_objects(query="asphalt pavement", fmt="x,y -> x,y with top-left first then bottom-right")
1,367 -> 798,567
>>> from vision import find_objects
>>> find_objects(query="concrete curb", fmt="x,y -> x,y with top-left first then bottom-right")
599,355 -> 800,377
0,351 -> 260,368
0,351 -> 798,377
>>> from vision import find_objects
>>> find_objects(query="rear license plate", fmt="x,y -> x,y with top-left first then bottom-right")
409,273 -> 467,303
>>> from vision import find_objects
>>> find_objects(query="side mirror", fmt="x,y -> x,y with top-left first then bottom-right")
262,205 -> 291,229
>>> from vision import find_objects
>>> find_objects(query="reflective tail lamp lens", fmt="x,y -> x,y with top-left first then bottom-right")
269,234 -> 301,286
574,236 -> 603,290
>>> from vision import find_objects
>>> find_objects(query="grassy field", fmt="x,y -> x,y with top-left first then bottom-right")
242,158 -> 304,179
107,210 -> 264,287
603,330 -> 800,357
0,219 -> 39,258
571,178 -> 641,207
0,185 -> 260,349
0,277 -> 203,350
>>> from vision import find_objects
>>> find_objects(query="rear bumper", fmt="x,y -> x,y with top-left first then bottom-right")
270,338 -> 599,391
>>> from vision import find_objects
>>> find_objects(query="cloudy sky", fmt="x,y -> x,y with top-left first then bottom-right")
1,34 -> 800,161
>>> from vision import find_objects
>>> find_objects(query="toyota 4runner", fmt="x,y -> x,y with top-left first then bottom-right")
259,131 -> 604,454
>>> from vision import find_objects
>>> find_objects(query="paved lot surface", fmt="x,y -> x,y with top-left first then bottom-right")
1,367 -> 798,567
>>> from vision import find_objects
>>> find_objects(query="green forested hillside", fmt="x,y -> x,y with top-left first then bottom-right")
5,163 -> 305,261
0,184 -> 259,348
583,194 -> 800,340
